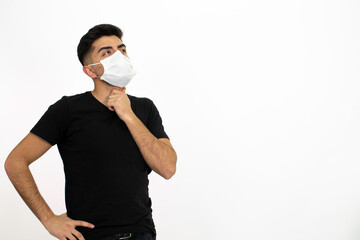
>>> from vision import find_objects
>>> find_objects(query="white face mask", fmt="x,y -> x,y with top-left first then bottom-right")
88,50 -> 136,87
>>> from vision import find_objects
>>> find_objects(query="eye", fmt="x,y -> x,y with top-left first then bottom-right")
102,50 -> 111,56
121,49 -> 127,54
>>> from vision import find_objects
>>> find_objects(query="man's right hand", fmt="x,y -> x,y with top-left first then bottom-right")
4,133 -> 95,240
43,213 -> 95,240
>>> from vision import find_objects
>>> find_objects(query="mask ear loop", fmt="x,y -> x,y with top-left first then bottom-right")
86,62 -> 102,79
87,62 -> 101,66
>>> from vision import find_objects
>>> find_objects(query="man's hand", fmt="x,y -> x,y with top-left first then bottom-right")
43,213 -> 94,240
107,87 -> 135,121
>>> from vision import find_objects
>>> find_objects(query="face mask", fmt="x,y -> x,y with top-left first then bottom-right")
88,50 -> 136,87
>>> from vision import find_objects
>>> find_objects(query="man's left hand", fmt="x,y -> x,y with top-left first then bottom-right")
107,87 -> 135,121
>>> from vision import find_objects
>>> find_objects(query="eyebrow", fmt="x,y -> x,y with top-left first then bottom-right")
97,44 -> 126,54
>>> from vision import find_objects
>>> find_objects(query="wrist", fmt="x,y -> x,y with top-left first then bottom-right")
40,213 -> 56,227
123,111 -> 137,123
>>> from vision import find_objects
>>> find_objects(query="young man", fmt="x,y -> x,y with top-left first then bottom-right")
4,24 -> 177,240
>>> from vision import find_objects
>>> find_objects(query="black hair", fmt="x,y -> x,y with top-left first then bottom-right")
77,24 -> 123,66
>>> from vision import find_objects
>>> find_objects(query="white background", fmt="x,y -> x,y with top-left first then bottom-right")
1,0 -> 360,239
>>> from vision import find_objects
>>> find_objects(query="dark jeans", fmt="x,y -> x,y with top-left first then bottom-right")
100,232 -> 156,240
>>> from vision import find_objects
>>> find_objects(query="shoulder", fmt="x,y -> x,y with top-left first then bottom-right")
128,94 -> 152,103
47,91 -> 89,113
128,94 -> 154,107
60,91 -> 89,104
52,91 -> 92,110
127,94 -> 156,122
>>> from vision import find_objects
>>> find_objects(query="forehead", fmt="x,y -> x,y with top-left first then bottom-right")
91,35 -> 123,52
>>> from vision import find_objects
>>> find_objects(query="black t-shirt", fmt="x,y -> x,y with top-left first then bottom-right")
30,91 -> 169,240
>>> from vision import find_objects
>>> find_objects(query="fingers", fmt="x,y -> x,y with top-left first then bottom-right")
63,236 -> 75,240
110,87 -> 126,95
107,87 -> 130,114
107,100 -> 114,111
107,96 -> 119,112
70,230 -> 85,240
64,234 -> 77,240
107,96 -> 115,111
73,220 -> 95,229
61,226 -> 83,240
61,220 -> 94,240
47,214 -> 93,240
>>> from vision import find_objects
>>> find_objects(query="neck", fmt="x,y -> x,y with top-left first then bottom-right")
91,78 -> 124,106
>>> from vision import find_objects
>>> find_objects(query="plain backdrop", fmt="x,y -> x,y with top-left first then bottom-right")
1,0 -> 360,239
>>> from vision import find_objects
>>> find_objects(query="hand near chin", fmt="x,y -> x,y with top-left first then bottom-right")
43,212 -> 94,240
107,87 -> 135,122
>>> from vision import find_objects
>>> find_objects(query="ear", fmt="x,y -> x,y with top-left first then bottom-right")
83,66 -> 98,79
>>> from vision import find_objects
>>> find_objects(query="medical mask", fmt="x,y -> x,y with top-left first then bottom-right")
88,50 -> 136,87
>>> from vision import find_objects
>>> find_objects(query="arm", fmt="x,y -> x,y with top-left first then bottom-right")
107,88 -> 177,179
125,117 -> 177,179
4,132 -> 94,240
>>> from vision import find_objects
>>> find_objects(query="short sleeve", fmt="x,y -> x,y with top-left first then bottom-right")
30,96 -> 69,146
146,99 -> 169,140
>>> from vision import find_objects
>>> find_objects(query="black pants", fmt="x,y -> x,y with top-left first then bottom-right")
100,232 -> 156,240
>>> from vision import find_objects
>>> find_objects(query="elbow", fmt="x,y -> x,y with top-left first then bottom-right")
4,155 -> 26,178
4,157 -> 11,173
4,157 -> 14,177
4,160 -> 8,175
163,165 -> 176,180
163,155 -> 177,180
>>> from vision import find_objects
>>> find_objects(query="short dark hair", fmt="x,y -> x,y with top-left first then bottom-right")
77,24 -> 123,66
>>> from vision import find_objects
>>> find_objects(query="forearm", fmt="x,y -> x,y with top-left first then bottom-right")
5,160 -> 55,225
124,113 -> 177,179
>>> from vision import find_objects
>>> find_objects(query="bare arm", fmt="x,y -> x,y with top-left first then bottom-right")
4,132 -> 94,240
107,88 -> 177,179
5,132 -> 54,222
124,116 -> 177,179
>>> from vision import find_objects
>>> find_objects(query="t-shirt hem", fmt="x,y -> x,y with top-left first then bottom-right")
85,226 -> 156,240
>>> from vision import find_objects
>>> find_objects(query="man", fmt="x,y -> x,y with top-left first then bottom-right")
4,24 -> 177,240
